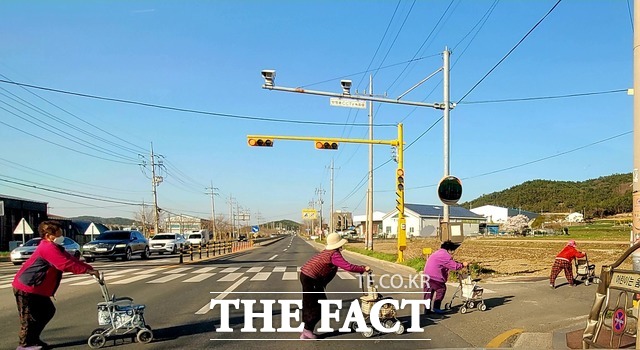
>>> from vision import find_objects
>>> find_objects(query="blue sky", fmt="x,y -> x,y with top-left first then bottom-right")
0,1 -> 633,224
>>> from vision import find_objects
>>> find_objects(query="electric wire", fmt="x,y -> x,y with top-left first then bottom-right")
0,79 -> 396,127
456,0 -> 563,104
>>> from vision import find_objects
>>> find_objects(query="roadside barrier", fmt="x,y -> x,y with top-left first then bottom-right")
178,240 -> 252,264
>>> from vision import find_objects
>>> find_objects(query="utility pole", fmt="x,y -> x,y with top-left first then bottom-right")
329,159 -> 336,234
309,199 -> 315,237
206,181 -> 219,241
367,74 -> 374,250
632,0 -> 640,255
149,143 -> 162,238
228,195 -> 235,239
442,48 -> 452,240
316,187 -> 325,238
141,200 -> 146,236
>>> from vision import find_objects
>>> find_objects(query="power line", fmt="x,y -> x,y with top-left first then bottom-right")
0,79 -> 396,127
457,0 -> 563,104
460,89 -> 627,105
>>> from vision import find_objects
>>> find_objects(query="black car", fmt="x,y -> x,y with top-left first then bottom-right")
82,230 -> 150,262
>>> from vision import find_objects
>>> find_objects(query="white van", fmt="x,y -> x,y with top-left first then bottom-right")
186,230 -> 209,245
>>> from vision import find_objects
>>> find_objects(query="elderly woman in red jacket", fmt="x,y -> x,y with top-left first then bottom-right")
550,240 -> 585,288
12,221 -> 99,350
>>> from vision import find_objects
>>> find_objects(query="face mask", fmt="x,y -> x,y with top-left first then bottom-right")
53,236 -> 65,245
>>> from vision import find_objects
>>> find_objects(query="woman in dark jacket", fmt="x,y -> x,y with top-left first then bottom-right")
298,232 -> 370,340
12,221 -> 99,350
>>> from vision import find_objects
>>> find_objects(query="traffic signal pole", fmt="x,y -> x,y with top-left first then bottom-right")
248,124 -> 406,260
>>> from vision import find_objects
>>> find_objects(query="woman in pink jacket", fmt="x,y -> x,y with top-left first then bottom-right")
12,221 -> 99,350
423,240 -> 468,314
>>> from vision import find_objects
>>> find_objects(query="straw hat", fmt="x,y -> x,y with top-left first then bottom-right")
325,232 -> 347,250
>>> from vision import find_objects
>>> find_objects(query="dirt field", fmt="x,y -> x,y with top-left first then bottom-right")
366,237 -> 633,277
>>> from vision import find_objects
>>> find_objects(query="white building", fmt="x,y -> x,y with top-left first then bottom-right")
470,205 -> 539,223
565,212 -> 584,223
353,211 -> 386,237
381,204 -> 486,238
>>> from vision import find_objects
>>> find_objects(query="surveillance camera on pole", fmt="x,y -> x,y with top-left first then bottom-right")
261,70 -> 276,88
340,80 -> 352,95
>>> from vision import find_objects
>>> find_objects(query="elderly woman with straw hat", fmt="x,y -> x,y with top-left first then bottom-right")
298,232 -> 370,340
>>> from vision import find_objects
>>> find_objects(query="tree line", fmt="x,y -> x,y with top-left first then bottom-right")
461,173 -> 632,218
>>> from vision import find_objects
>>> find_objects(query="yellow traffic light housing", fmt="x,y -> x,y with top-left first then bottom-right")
248,138 -> 274,147
315,141 -> 338,150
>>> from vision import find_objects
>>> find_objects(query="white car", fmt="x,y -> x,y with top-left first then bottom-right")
149,233 -> 187,254
185,232 -> 208,246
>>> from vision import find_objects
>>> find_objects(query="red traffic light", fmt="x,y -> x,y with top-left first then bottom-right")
248,138 -> 273,147
315,141 -> 338,150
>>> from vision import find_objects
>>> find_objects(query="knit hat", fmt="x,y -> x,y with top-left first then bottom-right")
567,240 -> 576,247
325,232 -> 347,250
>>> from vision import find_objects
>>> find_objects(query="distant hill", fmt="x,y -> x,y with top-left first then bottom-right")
461,173 -> 632,218
258,219 -> 300,231
69,216 -> 136,226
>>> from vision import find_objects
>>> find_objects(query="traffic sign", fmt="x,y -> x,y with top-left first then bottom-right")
251,225 -> 260,233
13,218 -> 34,235
302,208 -> 317,220
330,97 -> 366,109
613,308 -> 626,334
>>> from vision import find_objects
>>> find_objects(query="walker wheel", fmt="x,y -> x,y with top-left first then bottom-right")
137,328 -> 153,343
444,303 -> 452,310
460,306 -> 467,314
362,328 -> 375,338
468,301 -> 475,309
395,322 -> 405,335
91,328 -> 105,335
584,280 -> 590,286
349,322 -> 358,332
88,334 -> 106,349
478,303 -> 487,311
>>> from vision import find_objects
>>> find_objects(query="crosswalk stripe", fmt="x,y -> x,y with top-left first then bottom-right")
251,272 -> 270,281
60,275 -> 92,284
135,267 -> 167,274
71,274 -> 126,286
220,267 -> 239,273
282,272 -> 298,280
106,268 -> 140,275
247,267 -> 263,273
273,267 -> 286,272
164,267 -> 192,274
112,274 -> 156,284
183,273 -> 216,283
0,283 -> 13,289
218,272 -> 243,282
193,267 -> 216,273
337,272 -> 357,280
148,274 -> 186,283
195,276 -> 248,315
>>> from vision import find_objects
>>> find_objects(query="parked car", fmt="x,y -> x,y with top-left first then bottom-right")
149,233 -> 187,254
10,237 -> 81,265
238,234 -> 248,242
82,230 -> 150,262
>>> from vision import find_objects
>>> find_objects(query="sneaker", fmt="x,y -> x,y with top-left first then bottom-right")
299,329 -> 317,340
16,346 -> 42,350
550,284 -> 555,289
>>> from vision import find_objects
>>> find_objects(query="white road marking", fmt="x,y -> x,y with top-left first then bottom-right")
250,272 -> 271,281
268,255 -> 278,261
183,273 -> 216,283
218,272 -> 243,282
247,267 -> 263,273
273,266 -> 286,272
148,273 -> 186,283
193,267 -> 217,273
195,276 -> 248,314
135,267 -> 167,274
337,272 -> 357,280
282,272 -> 298,280
220,267 -> 240,273
164,267 -> 192,274
112,274 -> 155,284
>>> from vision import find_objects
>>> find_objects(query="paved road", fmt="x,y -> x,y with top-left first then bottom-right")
0,235 -> 598,349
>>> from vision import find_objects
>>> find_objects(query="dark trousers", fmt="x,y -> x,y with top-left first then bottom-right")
14,288 -> 55,347
300,273 -> 326,331
424,279 -> 447,310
